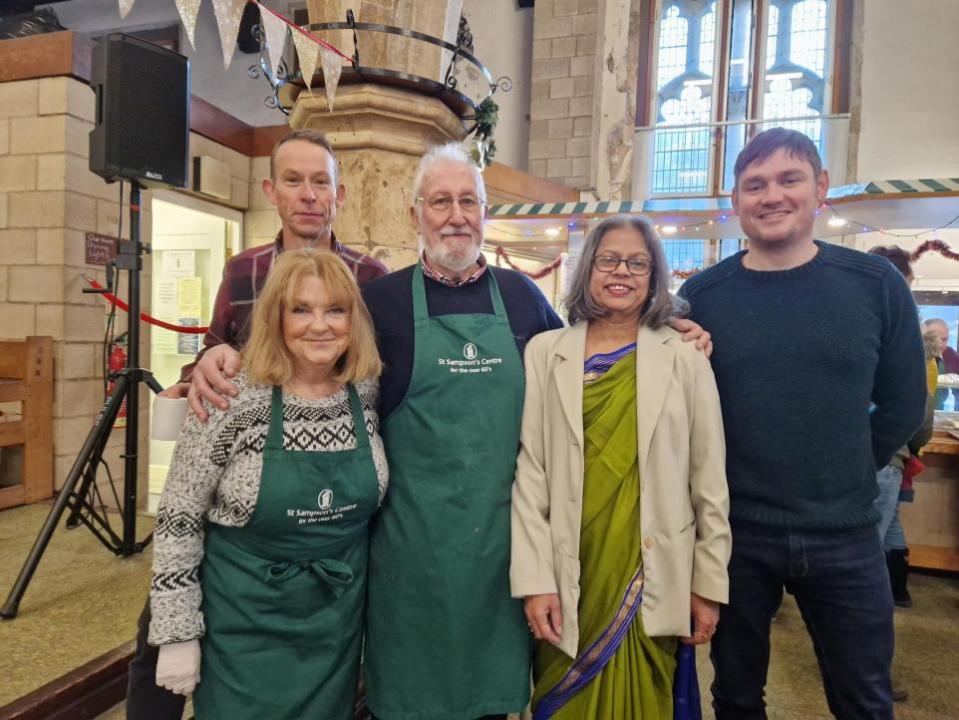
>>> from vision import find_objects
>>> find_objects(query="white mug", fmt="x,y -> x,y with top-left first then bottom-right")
151,396 -> 189,441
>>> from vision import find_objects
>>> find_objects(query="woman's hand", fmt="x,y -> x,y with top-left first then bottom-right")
188,345 -> 243,421
669,318 -> 713,358
524,594 -> 563,645
156,639 -> 201,695
681,593 -> 719,645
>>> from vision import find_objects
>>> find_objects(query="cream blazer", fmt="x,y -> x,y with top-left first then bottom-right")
510,321 -> 731,658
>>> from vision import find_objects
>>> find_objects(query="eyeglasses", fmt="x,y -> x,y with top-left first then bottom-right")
592,255 -> 653,276
416,195 -> 487,214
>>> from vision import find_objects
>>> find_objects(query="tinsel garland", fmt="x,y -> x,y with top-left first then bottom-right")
671,268 -> 701,280
912,239 -> 959,263
494,246 -> 565,279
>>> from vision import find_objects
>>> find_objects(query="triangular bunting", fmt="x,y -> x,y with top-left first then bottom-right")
292,27 -> 320,95
119,0 -> 136,19
212,0 -> 248,69
257,3 -> 288,80
174,0 -> 202,50
320,45 -> 342,111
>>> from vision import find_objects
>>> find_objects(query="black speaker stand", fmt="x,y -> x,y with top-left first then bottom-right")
2,181 -> 162,619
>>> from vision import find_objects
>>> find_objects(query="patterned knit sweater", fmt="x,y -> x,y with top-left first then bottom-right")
148,373 -> 387,646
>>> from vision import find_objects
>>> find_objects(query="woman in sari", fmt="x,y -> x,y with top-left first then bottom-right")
510,215 -> 731,719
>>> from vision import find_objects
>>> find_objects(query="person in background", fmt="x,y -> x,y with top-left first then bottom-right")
127,128 -> 387,720
511,215 -> 730,719
149,250 -> 386,719
923,318 -> 959,411
867,245 -> 935,702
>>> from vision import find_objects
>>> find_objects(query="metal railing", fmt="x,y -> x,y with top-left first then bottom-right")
632,114 -> 850,200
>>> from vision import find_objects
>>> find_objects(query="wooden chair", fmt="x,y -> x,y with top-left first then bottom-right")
0,336 -> 54,510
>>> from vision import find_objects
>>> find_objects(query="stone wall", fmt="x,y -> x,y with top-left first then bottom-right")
528,0 -> 641,200
0,73 -> 256,508
528,0 -> 599,190
0,75 -> 138,498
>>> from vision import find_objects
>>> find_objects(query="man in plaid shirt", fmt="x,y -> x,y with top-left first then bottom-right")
128,128 -> 387,720
161,128 -> 388,397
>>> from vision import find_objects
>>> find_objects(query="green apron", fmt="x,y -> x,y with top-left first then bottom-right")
365,265 -> 532,720
194,385 -> 379,720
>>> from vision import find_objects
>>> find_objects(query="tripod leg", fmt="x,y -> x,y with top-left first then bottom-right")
64,408 -> 115,529
0,376 -> 129,619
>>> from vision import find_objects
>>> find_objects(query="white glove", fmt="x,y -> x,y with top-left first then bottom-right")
156,639 -> 201,695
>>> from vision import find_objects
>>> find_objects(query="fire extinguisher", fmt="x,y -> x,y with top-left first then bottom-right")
107,332 -> 128,428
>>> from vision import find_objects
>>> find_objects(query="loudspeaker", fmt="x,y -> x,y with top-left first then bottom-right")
89,33 -> 190,188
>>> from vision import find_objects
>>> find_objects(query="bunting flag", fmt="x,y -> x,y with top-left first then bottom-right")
257,2 -> 289,80
211,0 -> 248,69
118,0 -> 136,19
319,45 -> 342,110
291,26 -> 320,94
174,0 -> 203,50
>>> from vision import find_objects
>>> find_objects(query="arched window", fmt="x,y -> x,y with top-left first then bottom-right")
639,0 -> 849,197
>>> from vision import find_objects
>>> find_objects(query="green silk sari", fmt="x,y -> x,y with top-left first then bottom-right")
531,348 -> 677,719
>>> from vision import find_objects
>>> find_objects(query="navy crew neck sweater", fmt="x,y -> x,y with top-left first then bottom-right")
680,241 -> 926,530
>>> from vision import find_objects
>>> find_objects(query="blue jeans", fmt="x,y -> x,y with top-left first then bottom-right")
710,521 -> 894,720
874,466 -> 907,551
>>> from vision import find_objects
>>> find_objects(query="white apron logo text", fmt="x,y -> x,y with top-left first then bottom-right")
286,490 -> 357,525
437,342 -> 503,375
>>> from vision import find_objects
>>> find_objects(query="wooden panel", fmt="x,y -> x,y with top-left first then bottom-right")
0,32 -> 91,83
0,342 -> 27,379
253,124 -> 294,157
0,381 -> 25,403
0,642 -> 134,720
0,484 -> 25,511
483,162 -> 578,206
909,544 -> 959,573
0,419 -> 25,447
190,95 -> 255,156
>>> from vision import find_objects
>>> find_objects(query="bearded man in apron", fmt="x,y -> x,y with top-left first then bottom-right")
359,144 -> 564,720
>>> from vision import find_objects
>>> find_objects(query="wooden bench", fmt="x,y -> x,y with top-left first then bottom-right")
0,336 -> 54,510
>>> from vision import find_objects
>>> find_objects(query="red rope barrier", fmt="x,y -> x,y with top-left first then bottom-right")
85,278 -> 209,334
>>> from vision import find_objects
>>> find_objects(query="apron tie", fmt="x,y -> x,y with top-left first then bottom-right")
266,558 -> 355,597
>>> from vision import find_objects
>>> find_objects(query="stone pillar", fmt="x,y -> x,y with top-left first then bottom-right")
289,85 -> 466,268
296,1 -> 470,269
307,0 -> 463,82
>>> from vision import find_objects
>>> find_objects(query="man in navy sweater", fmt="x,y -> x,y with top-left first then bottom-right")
680,128 -> 926,720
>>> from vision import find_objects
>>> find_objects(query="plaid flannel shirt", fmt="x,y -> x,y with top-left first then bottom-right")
178,233 -> 388,383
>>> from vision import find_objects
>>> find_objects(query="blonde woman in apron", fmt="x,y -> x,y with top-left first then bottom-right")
148,249 -> 387,720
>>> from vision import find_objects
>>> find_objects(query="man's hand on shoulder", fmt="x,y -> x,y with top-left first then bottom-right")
188,345 -> 243,422
670,318 -> 713,358
158,382 -> 191,399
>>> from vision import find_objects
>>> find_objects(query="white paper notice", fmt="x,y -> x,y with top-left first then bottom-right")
162,250 -> 196,278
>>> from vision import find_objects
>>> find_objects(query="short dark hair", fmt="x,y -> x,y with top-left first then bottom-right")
733,127 -> 823,188
270,129 -> 338,181
868,245 -> 913,278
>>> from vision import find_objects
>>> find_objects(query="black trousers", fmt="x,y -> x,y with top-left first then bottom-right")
126,598 -> 186,720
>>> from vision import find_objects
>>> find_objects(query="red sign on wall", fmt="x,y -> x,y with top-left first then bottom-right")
85,233 -> 119,266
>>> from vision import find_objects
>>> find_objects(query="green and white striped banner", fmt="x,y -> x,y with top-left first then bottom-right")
487,179 -> 959,219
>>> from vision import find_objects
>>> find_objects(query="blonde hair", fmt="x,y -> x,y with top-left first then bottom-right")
242,249 -> 382,386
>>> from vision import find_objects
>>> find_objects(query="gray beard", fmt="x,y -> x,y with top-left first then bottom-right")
421,238 -> 480,274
